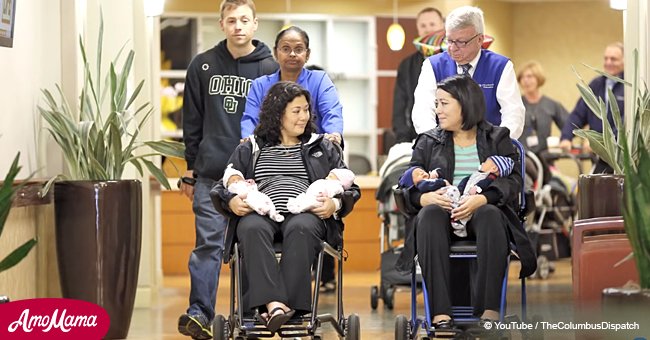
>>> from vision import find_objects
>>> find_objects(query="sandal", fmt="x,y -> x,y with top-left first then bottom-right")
266,307 -> 295,333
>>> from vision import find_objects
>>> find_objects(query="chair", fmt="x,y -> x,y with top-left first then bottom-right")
394,139 -> 539,339
212,236 -> 360,340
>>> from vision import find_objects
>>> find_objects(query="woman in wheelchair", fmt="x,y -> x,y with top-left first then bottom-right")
211,81 -> 360,333
396,75 -> 536,330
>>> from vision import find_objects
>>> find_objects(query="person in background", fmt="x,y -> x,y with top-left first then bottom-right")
392,7 -> 445,143
241,26 -> 343,145
559,42 -> 624,174
411,6 -> 525,139
517,61 -> 568,155
178,1 -> 278,338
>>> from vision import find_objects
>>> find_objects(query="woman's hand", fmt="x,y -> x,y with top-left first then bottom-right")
451,194 -> 488,221
310,196 -> 336,219
420,187 -> 453,211
228,196 -> 253,217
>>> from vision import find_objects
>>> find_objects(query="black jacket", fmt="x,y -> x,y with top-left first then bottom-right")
183,40 -> 278,180
210,134 -> 361,262
392,52 -> 425,143
396,121 -> 537,278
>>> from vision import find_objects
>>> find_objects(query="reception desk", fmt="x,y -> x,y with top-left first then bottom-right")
161,176 -> 382,275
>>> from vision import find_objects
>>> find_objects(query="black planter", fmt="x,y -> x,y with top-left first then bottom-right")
54,180 -> 142,339
601,287 -> 650,338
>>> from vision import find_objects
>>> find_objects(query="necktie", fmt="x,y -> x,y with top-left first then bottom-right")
460,64 -> 471,75
605,78 -> 615,110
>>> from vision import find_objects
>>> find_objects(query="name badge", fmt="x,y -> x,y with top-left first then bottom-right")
526,135 -> 539,147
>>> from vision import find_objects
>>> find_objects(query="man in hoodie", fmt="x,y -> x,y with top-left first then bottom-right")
177,1 -> 278,338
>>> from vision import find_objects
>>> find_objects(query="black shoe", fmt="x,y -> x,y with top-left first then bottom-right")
178,313 -> 212,340
432,318 -> 454,330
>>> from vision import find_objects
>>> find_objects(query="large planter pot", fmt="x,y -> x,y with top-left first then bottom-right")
577,174 -> 624,219
54,180 -> 142,339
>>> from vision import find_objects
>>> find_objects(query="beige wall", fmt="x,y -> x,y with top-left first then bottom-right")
511,1 -> 623,111
164,0 -> 623,114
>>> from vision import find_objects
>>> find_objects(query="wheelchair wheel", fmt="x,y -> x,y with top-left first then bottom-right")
345,313 -> 360,340
395,314 -> 409,340
370,285 -> 379,310
212,314 -> 228,340
384,287 -> 395,310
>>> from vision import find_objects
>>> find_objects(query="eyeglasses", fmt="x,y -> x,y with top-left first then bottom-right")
278,46 -> 307,55
445,33 -> 481,48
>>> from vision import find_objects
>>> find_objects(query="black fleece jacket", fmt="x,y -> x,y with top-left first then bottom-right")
396,121 -> 537,278
210,134 -> 361,262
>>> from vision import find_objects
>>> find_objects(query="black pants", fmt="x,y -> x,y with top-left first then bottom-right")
237,213 -> 326,314
415,204 -> 509,317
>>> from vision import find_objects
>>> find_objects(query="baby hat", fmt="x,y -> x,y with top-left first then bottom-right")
330,168 -> 356,189
398,166 -> 420,188
488,155 -> 514,177
223,164 -> 244,187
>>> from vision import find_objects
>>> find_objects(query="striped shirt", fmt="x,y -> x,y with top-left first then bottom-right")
255,144 -> 310,213
453,144 -> 480,185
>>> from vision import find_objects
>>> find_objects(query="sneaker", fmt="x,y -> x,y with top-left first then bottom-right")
178,313 -> 212,340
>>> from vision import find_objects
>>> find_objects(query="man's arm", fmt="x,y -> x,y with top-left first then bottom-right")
495,61 -> 525,139
411,60 -> 438,134
182,62 -> 203,173
560,98 -> 590,142
392,58 -> 413,142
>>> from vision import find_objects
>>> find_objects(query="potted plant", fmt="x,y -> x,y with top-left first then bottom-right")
0,153 -> 38,303
572,49 -> 650,333
38,17 -> 184,339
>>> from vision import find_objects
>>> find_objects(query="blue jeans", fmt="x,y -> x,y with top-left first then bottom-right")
187,177 -> 227,321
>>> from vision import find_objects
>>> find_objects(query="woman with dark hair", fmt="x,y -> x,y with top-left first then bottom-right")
212,81 -> 360,332
241,25 -> 343,144
396,75 -> 536,330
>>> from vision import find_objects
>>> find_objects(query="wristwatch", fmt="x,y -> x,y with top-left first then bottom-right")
177,176 -> 197,188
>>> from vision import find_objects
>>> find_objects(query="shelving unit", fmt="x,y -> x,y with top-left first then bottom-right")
159,12 -> 378,173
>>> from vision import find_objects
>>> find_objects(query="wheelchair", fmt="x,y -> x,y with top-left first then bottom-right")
212,236 -> 360,340
393,139 -> 542,339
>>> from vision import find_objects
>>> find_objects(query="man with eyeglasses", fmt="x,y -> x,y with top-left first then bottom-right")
411,6 -> 525,139
178,1 -> 278,338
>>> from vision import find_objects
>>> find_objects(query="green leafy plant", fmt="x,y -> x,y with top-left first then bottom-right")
39,15 -> 184,192
0,153 -> 38,273
573,49 -> 650,289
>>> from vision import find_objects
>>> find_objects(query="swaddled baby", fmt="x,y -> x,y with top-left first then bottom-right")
286,168 -> 355,214
223,164 -> 284,222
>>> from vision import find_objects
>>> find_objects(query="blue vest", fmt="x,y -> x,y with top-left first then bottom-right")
429,50 -> 509,126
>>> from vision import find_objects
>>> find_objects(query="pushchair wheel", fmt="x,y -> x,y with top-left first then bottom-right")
370,285 -> 379,310
384,287 -> 395,310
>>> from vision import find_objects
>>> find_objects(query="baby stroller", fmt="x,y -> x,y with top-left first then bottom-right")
370,142 -> 418,310
525,151 -> 576,279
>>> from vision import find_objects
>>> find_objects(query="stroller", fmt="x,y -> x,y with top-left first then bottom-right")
370,142 -> 418,310
525,151 -> 576,279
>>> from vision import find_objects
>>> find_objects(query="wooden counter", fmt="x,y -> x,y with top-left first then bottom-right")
161,176 -> 382,274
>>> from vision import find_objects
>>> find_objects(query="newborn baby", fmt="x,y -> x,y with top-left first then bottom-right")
286,168 -> 355,215
223,164 -> 284,222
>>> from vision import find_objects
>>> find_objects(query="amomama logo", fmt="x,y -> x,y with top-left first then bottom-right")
0,298 -> 109,339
